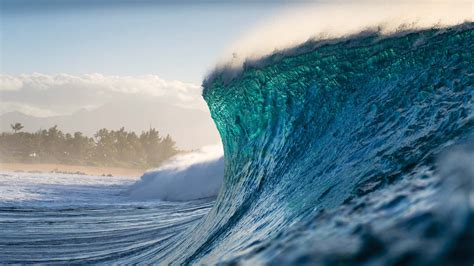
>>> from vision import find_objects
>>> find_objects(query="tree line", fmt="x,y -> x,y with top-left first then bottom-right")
0,124 -> 180,169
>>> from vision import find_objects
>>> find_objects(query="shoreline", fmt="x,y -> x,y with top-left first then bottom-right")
0,162 -> 145,177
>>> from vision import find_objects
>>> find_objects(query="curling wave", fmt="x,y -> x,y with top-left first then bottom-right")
160,23 -> 474,264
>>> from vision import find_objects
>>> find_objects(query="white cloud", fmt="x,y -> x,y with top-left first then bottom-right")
0,73 -> 206,116
0,75 -> 24,91
0,101 -> 59,117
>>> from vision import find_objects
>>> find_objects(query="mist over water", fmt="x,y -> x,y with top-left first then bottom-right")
127,145 -> 224,201
215,0 -> 473,71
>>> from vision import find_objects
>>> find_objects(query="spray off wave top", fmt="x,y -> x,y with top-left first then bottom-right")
211,0 -> 473,76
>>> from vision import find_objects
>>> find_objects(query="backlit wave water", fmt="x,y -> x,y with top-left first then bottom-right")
163,23 -> 474,264
0,23 -> 473,265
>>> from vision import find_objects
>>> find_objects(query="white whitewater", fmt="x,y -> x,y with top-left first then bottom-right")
127,145 -> 224,201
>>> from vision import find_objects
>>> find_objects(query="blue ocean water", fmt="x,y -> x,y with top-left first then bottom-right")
0,172 -> 214,263
1,23 -> 473,265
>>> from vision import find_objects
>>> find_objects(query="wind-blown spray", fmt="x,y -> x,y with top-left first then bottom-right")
127,145 -> 224,201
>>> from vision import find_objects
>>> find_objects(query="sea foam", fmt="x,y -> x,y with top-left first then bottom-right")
127,145 -> 224,201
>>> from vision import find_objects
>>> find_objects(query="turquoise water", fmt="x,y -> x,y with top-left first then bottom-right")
169,23 -> 474,264
1,23 -> 473,265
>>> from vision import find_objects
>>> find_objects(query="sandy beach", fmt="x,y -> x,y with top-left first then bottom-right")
0,163 -> 145,177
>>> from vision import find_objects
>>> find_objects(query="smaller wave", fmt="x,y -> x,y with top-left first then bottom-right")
127,145 -> 224,201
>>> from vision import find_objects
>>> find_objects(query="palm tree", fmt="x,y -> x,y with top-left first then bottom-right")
10,123 -> 24,133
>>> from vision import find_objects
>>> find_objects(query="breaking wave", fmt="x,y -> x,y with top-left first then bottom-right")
162,23 -> 474,264
127,145 -> 224,201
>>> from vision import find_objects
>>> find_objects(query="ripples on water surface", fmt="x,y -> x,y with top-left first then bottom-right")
0,172 -> 213,264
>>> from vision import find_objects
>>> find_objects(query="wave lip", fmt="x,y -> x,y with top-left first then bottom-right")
215,1 -> 473,73
127,145 -> 224,201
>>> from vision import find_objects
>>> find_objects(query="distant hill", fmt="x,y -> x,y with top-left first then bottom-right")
0,98 -> 220,150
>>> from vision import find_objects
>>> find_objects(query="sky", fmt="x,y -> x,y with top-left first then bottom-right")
1,0 -> 289,84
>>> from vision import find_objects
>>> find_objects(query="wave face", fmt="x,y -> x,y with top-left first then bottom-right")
161,24 -> 474,264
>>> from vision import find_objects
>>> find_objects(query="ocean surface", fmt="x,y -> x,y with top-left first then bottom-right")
1,24 -> 474,265
0,172 -> 213,264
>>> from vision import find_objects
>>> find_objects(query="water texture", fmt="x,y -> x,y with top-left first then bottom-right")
1,24 -> 473,265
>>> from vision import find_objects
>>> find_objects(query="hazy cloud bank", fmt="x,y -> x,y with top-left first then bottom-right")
0,73 -> 205,117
